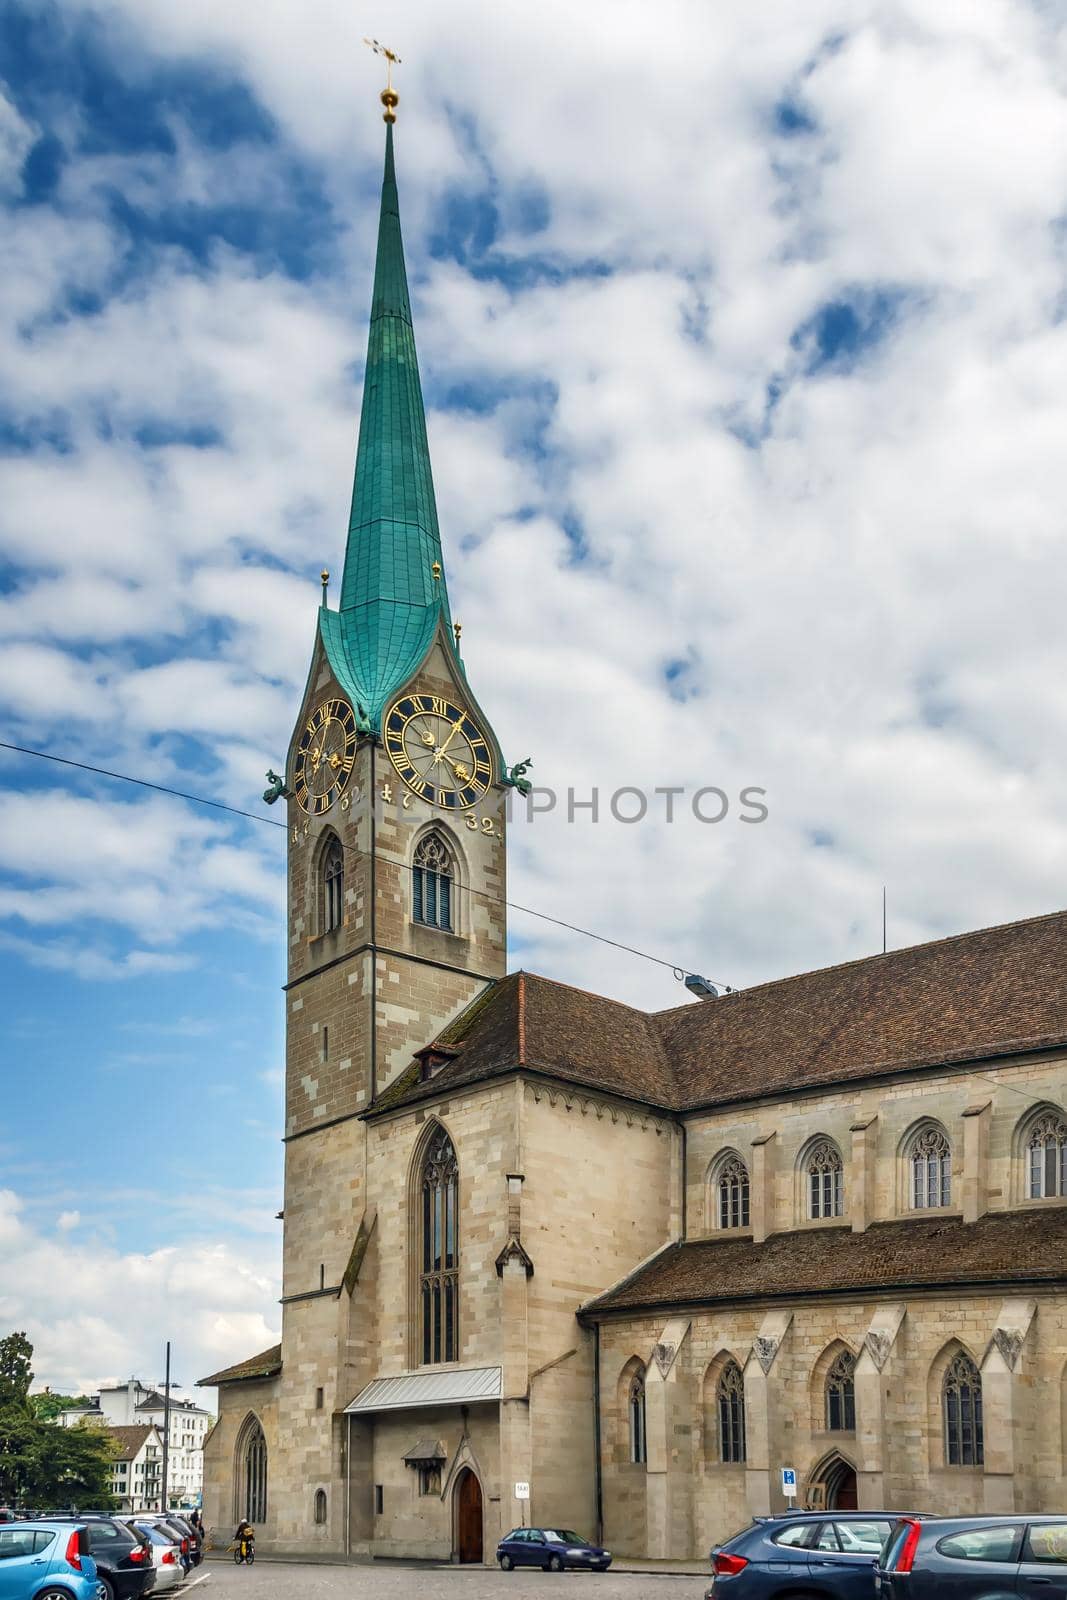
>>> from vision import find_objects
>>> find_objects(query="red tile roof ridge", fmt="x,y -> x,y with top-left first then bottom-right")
514,967 -> 658,1017
517,971 -> 526,1065
652,905 -> 1067,1020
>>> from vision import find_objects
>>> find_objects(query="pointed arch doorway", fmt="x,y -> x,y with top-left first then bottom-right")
808,1453 -> 857,1511
455,1468 -> 483,1563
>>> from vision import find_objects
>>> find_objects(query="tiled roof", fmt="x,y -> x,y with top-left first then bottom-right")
367,970 -> 673,1116
197,1344 -> 282,1388
105,1425 -> 157,1462
366,910 -> 1067,1119
581,1206 -> 1067,1316
659,908 -> 1067,1108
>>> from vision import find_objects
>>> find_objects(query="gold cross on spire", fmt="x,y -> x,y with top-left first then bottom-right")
364,38 -> 401,121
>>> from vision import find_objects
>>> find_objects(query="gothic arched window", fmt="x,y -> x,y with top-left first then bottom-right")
323,835 -> 344,933
717,1360 -> 746,1463
629,1370 -> 647,1465
413,833 -> 453,931
313,1488 -> 327,1525
910,1125 -> 952,1209
240,1419 -> 268,1524
1027,1112 -> 1067,1200
715,1154 -> 750,1229
807,1140 -> 844,1219
420,1128 -> 459,1364
825,1349 -> 856,1431
944,1352 -> 983,1466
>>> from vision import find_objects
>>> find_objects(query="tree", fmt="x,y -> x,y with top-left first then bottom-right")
0,1333 -> 33,1412
29,1392 -> 93,1423
0,1334 -> 114,1509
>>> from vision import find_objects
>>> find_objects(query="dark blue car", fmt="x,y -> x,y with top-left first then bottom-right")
875,1514 -> 1067,1600
709,1513 -> 912,1600
497,1527 -> 612,1571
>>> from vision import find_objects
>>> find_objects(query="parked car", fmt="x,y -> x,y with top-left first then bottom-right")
126,1526 -> 183,1594
36,1518 -> 152,1600
156,1521 -> 200,1570
497,1528 -> 612,1571
709,1513 -> 916,1600
126,1522 -> 190,1577
876,1514 -> 1067,1600
0,1520 -> 104,1600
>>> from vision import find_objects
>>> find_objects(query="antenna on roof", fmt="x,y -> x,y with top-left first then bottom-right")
882,885 -> 887,954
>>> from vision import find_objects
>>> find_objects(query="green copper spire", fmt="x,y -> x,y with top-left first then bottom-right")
320,120 -> 453,731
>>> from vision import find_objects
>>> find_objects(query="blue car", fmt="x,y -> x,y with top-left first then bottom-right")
497,1527 -> 612,1571
875,1513 -> 1067,1600
0,1521 -> 105,1600
709,1513 -> 915,1600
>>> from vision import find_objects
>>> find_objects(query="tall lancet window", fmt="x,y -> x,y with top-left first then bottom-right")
413,832 -> 453,931
323,836 -> 344,933
420,1129 -> 459,1364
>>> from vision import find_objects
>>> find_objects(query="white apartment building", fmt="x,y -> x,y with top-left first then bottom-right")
106,1425 -> 163,1513
58,1379 -> 213,1508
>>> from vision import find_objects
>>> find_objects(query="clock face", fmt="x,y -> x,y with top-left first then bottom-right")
293,697 -> 359,814
384,693 -> 493,809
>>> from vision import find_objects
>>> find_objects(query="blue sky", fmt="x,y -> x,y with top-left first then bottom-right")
2,0 -> 1067,1392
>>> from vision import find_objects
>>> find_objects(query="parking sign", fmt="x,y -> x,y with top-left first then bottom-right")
781,1467 -> 797,1498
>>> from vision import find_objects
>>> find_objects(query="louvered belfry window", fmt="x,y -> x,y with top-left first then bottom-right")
420,1129 -> 459,1364
323,836 -> 344,932
413,832 -> 453,930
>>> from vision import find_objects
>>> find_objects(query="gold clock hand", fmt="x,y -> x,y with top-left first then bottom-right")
437,716 -> 464,759
440,753 -> 473,780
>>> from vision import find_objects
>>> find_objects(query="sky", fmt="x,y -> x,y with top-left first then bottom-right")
1,0 -> 1066,1399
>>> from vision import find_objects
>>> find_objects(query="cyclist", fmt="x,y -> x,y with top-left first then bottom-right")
233,1520 -> 255,1563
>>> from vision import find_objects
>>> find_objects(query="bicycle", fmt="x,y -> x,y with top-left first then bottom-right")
233,1536 -> 255,1565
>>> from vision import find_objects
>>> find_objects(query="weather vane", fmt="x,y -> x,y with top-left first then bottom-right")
364,38 -> 401,122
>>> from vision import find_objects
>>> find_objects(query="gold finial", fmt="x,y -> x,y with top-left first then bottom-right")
320,568 -> 330,603
431,560 -> 442,582
453,621 -> 462,648
364,38 -> 401,122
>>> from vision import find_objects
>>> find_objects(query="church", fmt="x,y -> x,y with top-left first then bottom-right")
199,88 -> 1067,1561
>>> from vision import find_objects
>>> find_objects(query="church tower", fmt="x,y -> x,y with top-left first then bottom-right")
272,98 -> 509,1544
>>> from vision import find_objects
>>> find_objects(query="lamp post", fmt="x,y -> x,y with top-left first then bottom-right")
160,1342 -> 171,1512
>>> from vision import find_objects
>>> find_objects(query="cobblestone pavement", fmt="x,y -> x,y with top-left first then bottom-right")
194,1560 -> 708,1600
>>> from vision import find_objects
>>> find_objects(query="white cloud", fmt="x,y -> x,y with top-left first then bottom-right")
0,0 -> 1065,1014
0,1187 -> 280,1396
0,87 -> 34,198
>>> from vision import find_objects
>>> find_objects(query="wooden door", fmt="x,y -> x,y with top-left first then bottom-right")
456,1469 -> 483,1564
834,1466 -> 858,1511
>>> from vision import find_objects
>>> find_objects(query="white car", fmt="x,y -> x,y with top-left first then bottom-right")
128,1522 -> 185,1592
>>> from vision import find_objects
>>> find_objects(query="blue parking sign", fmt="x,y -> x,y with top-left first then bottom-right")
781,1467 -> 797,1497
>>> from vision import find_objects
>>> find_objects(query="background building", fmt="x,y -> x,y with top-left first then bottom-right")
58,1379 -> 211,1509
104,1424 -> 163,1513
